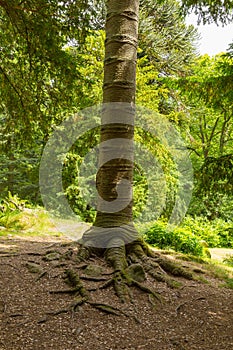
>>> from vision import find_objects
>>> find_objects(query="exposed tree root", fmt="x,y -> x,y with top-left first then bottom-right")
64,269 -> 89,300
50,235 -> 196,307
44,232 -> 201,322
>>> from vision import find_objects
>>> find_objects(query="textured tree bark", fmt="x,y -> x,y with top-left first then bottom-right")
81,0 -> 139,248
94,0 -> 139,227
103,0 -> 139,104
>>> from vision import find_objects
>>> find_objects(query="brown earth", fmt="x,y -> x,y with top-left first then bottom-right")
0,236 -> 233,350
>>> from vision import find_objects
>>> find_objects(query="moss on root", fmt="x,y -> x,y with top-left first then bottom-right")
69,229 -> 195,304
43,230 -> 203,323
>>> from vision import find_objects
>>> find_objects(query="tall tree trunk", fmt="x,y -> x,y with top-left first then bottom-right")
82,0 -> 139,248
76,1 -> 194,301
103,0 -> 139,104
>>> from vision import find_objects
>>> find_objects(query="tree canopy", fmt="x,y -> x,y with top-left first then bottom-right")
181,0 -> 233,24
0,0 -> 232,220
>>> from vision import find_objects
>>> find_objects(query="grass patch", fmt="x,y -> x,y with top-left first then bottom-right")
223,255 -> 233,267
156,247 -> 233,289
223,278 -> 233,289
202,260 -> 233,289
0,206 -> 61,238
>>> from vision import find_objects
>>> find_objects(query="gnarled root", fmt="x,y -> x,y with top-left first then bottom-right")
73,226 -> 195,304
50,227 -> 197,319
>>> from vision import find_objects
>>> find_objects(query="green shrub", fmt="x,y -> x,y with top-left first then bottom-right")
0,193 -> 26,230
172,227 -> 204,256
223,255 -> 233,267
143,216 -> 233,257
0,193 -> 58,235
181,216 -> 233,248
144,220 -> 205,256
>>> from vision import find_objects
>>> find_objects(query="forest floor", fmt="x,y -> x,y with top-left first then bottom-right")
0,235 -> 233,350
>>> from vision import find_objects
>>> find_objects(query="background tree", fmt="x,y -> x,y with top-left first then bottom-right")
139,0 -> 198,75
163,52 -> 233,219
0,1 -> 103,200
181,0 -> 233,24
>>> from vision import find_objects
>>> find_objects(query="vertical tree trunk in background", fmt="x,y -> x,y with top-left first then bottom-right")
95,0 -> 139,228
7,137 -> 15,194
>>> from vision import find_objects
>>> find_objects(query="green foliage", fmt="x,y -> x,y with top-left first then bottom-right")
224,278 -> 233,289
0,0 -> 105,203
143,215 -> 233,257
223,255 -> 233,267
0,193 -> 59,236
164,54 -> 233,221
181,0 -> 233,24
200,155 -> 233,194
188,156 -> 233,221
0,30 -> 104,202
166,54 -> 233,160
139,0 -> 199,75
0,192 -> 28,230
144,220 -> 205,256
0,192 -> 27,211
136,54 -> 161,111
182,216 -> 233,248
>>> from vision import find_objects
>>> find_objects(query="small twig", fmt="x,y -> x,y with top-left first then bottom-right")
9,313 -> 26,318
35,271 -> 47,282
80,275 -> 108,282
88,302 -> 125,317
132,280 -> 162,303
37,317 -> 48,324
49,289 -> 77,295
76,263 -> 88,269
46,308 -> 69,316
176,301 -> 188,314
99,278 -> 114,289
87,278 -> 114,291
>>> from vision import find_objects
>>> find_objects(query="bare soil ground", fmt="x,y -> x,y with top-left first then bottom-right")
0,236 -> 233,350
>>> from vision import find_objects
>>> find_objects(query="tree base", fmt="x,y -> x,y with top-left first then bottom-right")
62,227 -> 195,307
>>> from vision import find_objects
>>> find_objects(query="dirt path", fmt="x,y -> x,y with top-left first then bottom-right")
209,248 -> 233,262
0,237 -> 233,350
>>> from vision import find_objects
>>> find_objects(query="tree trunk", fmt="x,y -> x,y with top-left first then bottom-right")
103,0 -> 139,104
75,1 -> 194,303
82,0 -> 139,248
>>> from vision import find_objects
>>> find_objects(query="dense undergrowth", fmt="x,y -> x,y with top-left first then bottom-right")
139,216 -> 233,257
